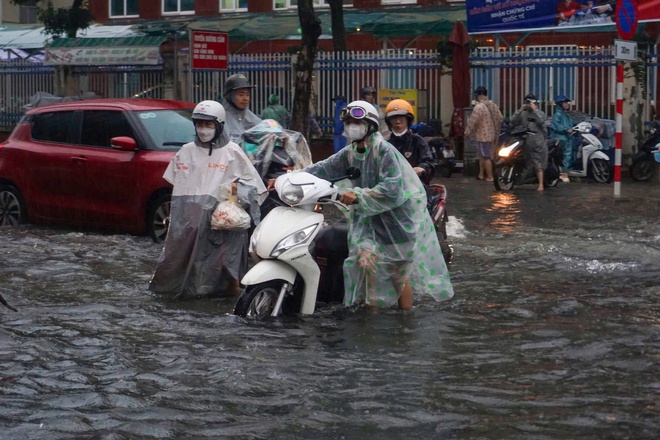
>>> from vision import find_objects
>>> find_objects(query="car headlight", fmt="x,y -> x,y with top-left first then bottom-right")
271,224 -> 318,258
499,142 -> 520,157
280,181 -> 305,205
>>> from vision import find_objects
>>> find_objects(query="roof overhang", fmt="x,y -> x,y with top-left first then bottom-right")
187,5 -> 466,41
44,36 -> 166,66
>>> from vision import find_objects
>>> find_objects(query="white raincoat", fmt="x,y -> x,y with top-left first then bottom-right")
241,119 -> 313,181
220,98 -> 262,145
305,132 -> 454,307
149,139 -> 266,298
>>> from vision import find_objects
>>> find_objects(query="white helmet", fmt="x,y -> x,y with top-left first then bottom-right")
192,100 -> 225,123
341,100 -> 381,131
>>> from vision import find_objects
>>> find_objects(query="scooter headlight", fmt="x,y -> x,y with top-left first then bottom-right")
249,221 -> 263,253
498,142 -> 520,157
280,181 -> 305,205
271,224 -> 318,258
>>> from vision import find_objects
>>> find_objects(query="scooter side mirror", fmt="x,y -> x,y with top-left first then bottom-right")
345,166 -> 361,180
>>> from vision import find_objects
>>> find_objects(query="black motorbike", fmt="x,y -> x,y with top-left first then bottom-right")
629,120 -> 660,181
493,125 -> 562,191
428,136 -> 457,178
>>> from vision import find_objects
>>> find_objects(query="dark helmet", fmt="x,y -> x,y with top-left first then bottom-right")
360,86 -> 376,99
474,86 -> 488,97
524,93 -> 538,102
555,94 -> 571,105
224,73 -> 255,96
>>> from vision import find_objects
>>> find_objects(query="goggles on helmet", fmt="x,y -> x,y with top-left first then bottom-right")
340,106 -> 369,122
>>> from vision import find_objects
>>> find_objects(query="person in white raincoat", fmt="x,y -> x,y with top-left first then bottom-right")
149,100 -> 266,298
219,73 -> 262,144
303,100 -> 454,309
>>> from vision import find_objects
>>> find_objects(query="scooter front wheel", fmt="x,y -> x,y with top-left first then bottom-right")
233,280 -> 289,318
494,164 -> 515,191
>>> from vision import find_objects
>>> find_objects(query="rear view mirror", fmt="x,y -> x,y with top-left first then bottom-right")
345,166 -> 361,180
111,136 -> 138,151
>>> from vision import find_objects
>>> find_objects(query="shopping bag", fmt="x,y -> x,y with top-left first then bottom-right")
211,199 -> 251,231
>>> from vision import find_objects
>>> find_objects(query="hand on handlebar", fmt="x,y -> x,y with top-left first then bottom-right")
339,191 -> 358,205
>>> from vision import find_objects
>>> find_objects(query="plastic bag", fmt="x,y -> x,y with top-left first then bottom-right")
211,199 -> 251,231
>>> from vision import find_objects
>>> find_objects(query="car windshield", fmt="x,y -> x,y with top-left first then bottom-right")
135,109 -> 195,151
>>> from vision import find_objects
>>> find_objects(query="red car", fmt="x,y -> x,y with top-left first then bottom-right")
0,98 -> 196,241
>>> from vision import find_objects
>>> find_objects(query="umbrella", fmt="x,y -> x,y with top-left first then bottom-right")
447,21 -> 472,160
448,21 -> 471,109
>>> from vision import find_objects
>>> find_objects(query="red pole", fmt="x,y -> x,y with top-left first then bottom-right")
614,62 -> 623,198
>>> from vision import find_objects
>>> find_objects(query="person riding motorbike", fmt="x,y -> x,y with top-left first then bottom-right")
549,94 -> 576,182
149,100 -> 267,298
273,100 -> 454,310
510,93 -> 548,191
220,73 -> 262,144
384,99 -> 435,186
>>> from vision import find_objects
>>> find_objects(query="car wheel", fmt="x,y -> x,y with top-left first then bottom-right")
0,185 -> 26,226
147,193 -> 171,243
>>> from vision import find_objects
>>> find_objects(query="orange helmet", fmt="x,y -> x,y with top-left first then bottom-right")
384,99 -> 414,127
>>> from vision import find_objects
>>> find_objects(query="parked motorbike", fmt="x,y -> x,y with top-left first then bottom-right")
233,170 -> 453,318
567,121 -> 612,183
629,120 -> 660,181
427,136 -> 456,178
493,125 -> 562,191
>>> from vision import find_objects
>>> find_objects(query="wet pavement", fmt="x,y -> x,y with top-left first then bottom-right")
1,176 -> 659,439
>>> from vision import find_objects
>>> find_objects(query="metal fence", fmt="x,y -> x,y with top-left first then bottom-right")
0,60 -> 54,127
0,60 -> 163,130
471,44 -> 658,121
2,45 -> 658,135
190,50 -> 446,132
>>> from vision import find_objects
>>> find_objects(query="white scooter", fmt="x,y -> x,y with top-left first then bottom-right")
567,121 -> 612,183
233,168 -> 360,318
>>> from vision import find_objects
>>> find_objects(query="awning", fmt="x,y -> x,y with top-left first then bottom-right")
188,5 -> 466,41
44,36 -> 166,66
0,25 -> 49,50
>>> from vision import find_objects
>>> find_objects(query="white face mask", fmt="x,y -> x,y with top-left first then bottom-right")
391,128 -> 408,137
344,123 -> 368,142
196,127 -> 216,143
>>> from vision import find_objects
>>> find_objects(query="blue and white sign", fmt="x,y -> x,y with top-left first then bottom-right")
466,0 -> 618,34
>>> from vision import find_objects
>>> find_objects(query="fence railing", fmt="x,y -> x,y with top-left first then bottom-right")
2,46 -> 658,137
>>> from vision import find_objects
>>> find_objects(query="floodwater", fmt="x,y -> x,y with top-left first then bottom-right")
1,178 -> 659,440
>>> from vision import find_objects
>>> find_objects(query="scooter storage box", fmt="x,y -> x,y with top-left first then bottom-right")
314,222 -> 349,303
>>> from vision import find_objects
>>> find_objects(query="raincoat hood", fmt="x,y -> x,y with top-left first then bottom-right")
221,99 -> 262,144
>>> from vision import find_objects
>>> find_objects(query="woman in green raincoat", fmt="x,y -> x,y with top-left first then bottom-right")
303,100 -> 454,309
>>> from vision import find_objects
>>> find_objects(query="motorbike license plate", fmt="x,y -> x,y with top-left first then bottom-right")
443,150 -> 455,158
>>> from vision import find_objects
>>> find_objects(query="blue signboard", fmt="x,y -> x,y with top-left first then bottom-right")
466,0 -> 618,34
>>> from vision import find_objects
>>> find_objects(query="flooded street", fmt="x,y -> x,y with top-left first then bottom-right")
1,178 -> 659,439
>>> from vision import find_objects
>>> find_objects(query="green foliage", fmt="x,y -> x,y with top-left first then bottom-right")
10,0 -> 93,39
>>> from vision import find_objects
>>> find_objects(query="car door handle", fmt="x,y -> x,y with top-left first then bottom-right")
70,156 -> 87,164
